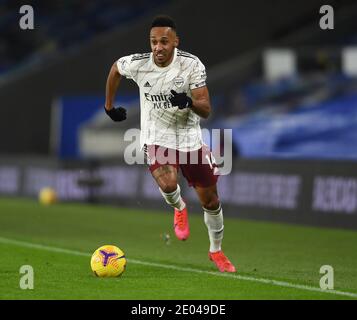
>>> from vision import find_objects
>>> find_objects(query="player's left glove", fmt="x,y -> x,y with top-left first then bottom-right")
169,90 -> 193,109
104,106 -> 127,122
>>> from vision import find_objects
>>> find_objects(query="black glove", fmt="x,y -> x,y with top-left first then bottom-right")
104,106 -> 127,122
169,90 -> 193,109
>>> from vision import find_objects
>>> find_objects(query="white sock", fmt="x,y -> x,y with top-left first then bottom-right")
159,184 -> 186,211
204,204 -> 224,252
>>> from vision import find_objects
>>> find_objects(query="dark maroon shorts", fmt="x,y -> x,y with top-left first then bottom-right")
145,144 -> 219,188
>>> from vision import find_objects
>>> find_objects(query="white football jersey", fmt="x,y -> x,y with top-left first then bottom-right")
116,48 -> 207,152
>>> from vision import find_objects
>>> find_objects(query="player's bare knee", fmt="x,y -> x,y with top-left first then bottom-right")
202,197 -> 220,211
160,181 -> 178,194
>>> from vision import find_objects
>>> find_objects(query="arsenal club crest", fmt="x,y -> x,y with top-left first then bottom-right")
173,76 -> 184,88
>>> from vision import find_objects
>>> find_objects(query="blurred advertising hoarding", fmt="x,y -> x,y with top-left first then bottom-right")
1,158 -> 357,229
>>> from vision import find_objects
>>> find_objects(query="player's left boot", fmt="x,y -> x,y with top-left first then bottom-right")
174,205 -> 190,241
209,250 -> 236,272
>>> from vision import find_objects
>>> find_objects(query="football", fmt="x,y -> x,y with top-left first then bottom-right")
90,245 -> 127,277
38,187 -> 57,205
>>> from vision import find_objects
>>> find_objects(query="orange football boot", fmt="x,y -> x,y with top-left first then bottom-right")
209,251 -> 236,272
174,205 -> 190,240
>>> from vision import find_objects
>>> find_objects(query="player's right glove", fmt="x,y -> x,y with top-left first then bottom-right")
104,106 -> 127,122
169,90 -> 193,109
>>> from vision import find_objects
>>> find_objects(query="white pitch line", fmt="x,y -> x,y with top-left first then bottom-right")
0,236 -> 356,299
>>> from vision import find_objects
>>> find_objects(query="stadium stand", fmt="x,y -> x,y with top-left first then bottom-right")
203,0 -> 357,159
0,0 -> 168,76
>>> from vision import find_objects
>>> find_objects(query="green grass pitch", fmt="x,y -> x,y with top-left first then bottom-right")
0,197 -> 357,300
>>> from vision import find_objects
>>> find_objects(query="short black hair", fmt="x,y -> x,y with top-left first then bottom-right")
151,15 -> 176,32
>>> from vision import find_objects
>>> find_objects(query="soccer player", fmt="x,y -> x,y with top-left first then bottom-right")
104,15 -> 236,272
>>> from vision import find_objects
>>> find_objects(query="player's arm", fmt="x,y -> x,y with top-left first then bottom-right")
190,86 -> 211,119
105,63 -> 121,111
104,62 -> 127,121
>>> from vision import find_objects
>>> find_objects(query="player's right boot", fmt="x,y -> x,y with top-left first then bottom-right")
209,251 -> 236,272
174,204 -> 190,241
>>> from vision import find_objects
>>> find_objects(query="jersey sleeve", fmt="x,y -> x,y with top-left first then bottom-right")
116,55 -> 134,80
189,59 -> 207,90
